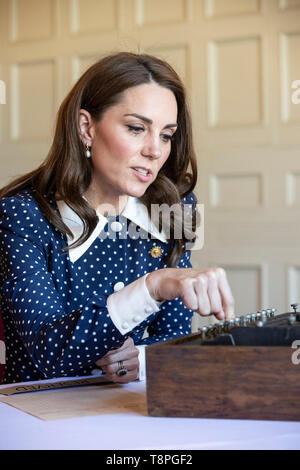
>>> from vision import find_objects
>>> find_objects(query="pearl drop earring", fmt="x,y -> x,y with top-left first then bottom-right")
86,143 -> 91,159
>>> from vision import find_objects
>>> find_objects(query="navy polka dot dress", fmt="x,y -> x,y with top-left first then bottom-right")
0,187 -> 194,383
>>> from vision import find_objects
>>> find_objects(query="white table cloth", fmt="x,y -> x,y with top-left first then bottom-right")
1,379 -> 300,450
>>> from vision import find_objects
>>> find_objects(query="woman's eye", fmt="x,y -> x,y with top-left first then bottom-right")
127,125 -> 173,143
127,125 -> 144,134
161,134 -> 173,143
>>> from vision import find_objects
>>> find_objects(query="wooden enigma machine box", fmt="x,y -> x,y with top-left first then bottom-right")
146,304 -> 300,421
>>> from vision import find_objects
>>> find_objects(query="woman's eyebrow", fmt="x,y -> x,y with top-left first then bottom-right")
124,113 -> 177,129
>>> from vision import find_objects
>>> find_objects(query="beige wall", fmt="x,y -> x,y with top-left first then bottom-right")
1,0 -> 300,325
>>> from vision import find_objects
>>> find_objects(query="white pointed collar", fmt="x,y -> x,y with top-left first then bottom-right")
56,196 -> 167,263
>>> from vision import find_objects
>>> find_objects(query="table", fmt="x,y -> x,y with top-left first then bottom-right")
1,380 -> 300,450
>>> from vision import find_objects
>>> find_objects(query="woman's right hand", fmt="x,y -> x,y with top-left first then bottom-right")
146,267 -> 234,321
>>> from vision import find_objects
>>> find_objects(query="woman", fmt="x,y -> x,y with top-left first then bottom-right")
0,52 -> 234,384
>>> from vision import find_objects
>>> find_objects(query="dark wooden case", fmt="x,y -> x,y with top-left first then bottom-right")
146,320 -> 300,421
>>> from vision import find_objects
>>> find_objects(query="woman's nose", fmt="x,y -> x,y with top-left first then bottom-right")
141,136 -> 162,159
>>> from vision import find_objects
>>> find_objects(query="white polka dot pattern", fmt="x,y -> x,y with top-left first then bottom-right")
0,188 -> 195,383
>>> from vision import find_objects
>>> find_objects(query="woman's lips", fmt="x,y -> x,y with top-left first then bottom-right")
131,167 -> 152,182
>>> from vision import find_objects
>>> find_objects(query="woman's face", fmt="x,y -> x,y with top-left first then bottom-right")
80,82 -> 178,208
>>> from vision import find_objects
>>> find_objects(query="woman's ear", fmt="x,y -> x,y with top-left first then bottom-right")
79,109 -> 94,145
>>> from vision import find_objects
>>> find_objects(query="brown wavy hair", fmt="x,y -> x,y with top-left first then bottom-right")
0,52 -> 198,266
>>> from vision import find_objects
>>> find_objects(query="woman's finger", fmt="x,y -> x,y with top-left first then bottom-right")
102,337 -> 133,357
101,356 -> 139,376
112,368 -> 139,384
206,271 -> 224,320
216,268 -> 235,319
180,277 -> 198,311
95,346 -> 139,367
193,275 -> 211,316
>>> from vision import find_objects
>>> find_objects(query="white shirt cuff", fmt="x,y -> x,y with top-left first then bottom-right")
106,273 -> 161,335
136,345 -> 146,381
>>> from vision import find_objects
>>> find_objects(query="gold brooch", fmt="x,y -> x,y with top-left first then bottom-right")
150,246 -> 163,258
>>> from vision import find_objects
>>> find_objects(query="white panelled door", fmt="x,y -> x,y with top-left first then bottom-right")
0,0 -> 300,330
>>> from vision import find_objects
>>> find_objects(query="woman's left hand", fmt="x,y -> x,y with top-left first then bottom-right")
95,337 -> 140,384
